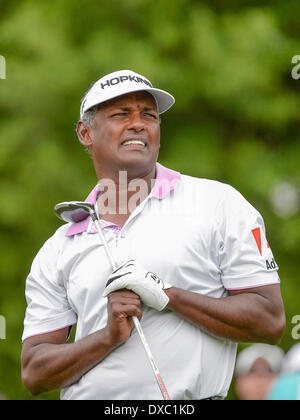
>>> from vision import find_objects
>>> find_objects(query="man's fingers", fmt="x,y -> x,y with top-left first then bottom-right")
107,290 -> 142,321
111,303 -> 142,322
105,290 -> 143,345
108,289 -> 141,304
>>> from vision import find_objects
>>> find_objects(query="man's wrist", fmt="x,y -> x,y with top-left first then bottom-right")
98,328 -> 122,353
164,287 -> 178,309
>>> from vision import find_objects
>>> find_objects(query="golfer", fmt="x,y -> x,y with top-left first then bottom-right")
21,70 -> 285,400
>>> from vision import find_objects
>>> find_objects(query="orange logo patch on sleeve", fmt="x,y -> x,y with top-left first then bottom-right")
251,227 -> 262,255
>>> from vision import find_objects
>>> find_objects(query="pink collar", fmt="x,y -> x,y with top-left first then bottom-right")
66,163 -> 181,236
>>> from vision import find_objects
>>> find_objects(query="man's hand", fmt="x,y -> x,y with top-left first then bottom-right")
104,289 -> 143,346
103,260 -> 172,311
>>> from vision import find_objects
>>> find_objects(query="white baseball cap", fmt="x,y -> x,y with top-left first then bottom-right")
80,69 -> 175,119
234,344 -> 285,376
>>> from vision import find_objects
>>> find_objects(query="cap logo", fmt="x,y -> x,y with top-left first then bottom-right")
100,74 -> 153,90
80,70 -> 175,118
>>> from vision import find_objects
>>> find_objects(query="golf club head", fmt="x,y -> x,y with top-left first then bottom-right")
54,201 -> 96,223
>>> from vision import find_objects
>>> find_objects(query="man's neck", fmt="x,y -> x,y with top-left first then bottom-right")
96,165 -> 156,225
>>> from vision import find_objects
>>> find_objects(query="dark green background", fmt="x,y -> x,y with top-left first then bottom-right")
0,0 -> 299,400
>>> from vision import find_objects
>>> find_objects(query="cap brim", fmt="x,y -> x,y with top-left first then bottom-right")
82,86 -> 175,118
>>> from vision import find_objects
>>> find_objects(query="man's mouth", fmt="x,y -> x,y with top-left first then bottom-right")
121,139 -> 147,147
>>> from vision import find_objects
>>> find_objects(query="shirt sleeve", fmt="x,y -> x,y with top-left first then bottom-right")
22,234 -> 77,342
216,185 -> 280,290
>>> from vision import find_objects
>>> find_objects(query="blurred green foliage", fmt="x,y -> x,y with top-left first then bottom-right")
0,0 -> 299,400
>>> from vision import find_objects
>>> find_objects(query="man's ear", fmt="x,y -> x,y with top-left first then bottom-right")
76,121 -> 93,148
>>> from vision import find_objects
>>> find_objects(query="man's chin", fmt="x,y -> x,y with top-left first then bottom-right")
116,156 -> 157,176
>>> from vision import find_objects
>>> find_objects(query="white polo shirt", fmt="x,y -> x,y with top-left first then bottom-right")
22,163 -> 280,400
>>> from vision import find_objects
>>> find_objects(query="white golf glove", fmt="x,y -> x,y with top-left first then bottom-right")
103,259 -> 172,311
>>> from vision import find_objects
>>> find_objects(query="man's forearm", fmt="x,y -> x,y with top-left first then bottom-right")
165,286 -> 285,344
22,290 -> 142,396
22,329 -> 117,395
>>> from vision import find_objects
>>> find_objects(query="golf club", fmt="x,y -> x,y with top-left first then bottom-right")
54,200 -> 170,400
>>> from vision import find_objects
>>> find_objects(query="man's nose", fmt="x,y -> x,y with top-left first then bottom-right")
127,113 -> 145,132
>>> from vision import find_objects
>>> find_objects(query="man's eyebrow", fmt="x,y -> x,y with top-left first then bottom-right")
143,106 -> 157,112
111,105 -> 157,112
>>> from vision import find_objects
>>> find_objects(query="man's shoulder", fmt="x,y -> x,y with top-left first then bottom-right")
177,173 -> 250,212
50,222 -> 73,240
38,223 -> 73,257
180,173 -> 234,196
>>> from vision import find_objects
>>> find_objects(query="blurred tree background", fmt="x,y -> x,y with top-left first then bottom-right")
0,0 -> 299,400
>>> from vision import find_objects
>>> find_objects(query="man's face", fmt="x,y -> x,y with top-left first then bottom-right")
78,91 -> 160,177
